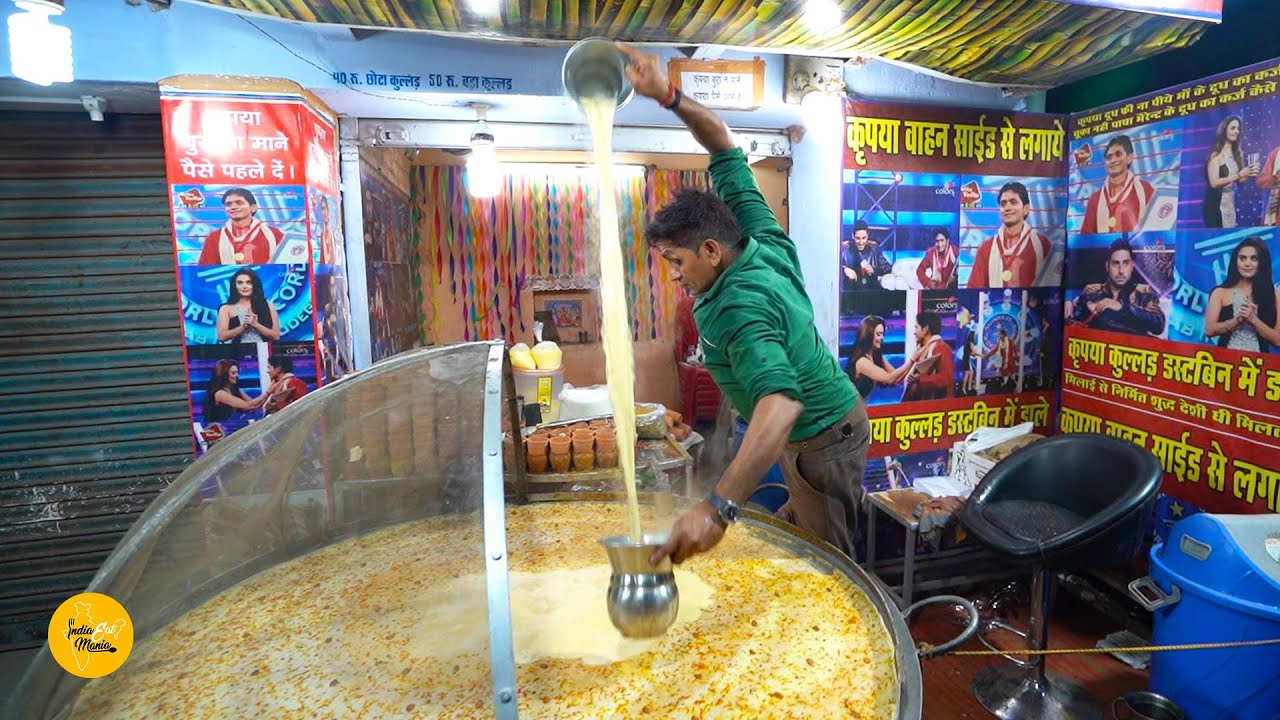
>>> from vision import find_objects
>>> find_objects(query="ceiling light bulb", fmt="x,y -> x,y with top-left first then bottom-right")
801,0 -> 842,36
8,0 -> 73,87
468,135 -> 502,199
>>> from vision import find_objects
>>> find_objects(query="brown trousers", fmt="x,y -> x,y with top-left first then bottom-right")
777,400 -> 870,559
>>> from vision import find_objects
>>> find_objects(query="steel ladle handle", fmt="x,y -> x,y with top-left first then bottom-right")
903,595 -> 981,658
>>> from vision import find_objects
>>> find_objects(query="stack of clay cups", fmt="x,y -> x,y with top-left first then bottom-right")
571,429 -> 595,471
545,427 -> 571,473
524,431 -> 550,473
595,426 -> 617,468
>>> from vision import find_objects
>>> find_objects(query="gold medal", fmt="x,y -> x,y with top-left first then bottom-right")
234,252 -> 245,263
1001,269 -> 1012,283
1108,217 -> 1117,229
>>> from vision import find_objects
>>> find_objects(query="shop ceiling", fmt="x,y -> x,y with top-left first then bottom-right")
178,0 -> 1215,88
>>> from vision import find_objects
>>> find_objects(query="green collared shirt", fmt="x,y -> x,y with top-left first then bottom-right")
694,148 -> 858,442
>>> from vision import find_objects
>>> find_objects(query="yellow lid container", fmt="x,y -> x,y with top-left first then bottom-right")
513,366 -> 565,422
530,341 -> 563,370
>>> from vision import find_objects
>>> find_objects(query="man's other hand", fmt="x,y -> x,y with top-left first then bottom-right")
650,502 -> 725,565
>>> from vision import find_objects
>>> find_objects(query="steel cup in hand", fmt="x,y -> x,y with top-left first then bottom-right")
562,37 -> 634,111
601,534 -> 678,638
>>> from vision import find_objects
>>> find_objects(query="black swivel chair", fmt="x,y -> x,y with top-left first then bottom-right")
958,433 -> 1163,720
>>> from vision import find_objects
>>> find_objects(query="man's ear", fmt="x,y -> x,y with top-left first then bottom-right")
701,238 -> 724,266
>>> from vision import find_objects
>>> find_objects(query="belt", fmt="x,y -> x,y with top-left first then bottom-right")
786,404 -> 861,454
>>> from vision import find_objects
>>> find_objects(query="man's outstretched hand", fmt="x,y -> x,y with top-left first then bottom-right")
617,42 -> 670,102
650,502 -> 725,566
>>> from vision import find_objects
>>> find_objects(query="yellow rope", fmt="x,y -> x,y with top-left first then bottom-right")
919,636 -> 1280,658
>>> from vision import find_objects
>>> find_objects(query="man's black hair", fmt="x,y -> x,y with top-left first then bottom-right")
268,355 -> 293,373
1106,134 -> 1135,155
998,181 -> 1030,206
917,311 -> 941,336
853,219 -> 870,234
1108,236 -> 1134,260
644,189 -> 742,251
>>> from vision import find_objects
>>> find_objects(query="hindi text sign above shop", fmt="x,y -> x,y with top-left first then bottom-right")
669,58 -> 764,111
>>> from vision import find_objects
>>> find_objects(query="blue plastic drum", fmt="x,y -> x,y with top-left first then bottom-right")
1131,513 -> 1280,720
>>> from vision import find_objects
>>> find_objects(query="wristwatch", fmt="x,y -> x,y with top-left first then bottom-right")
704,492 -> 741,527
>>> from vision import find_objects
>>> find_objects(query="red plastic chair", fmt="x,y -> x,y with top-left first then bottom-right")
675,292 -> 722,425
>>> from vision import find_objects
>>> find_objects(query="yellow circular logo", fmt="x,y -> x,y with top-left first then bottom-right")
47,593 -> 133,678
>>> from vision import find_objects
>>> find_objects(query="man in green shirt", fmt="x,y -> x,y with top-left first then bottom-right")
617,44 -> 870,565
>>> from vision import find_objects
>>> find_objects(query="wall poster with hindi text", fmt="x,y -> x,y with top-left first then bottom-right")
841,100 -> 1068,492
1064,56 -> 1280,530
161,89 -> 330,458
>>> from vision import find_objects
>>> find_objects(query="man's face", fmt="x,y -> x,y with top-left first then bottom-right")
914,322 -> 928,343
1104,143 -> 1133,178
268,363 -> 282,381
854,230 -> 870,251
1107,249 -> 1134,288
224,194 -> 256,222
935,234 -> 949,251
658,241 -> 719,296
999,190 -> 1030,228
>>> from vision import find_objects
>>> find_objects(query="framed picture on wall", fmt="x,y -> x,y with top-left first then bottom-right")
533,289 -> 598,345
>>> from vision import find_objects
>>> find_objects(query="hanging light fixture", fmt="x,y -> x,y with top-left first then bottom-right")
467,103 -> 502,199
8,0 -> 73,87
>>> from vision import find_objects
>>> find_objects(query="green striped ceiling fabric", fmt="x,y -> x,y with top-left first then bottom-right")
191,0 -> 1207,86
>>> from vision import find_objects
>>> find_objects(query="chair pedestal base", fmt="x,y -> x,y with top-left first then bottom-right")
972,664 -> 1102,720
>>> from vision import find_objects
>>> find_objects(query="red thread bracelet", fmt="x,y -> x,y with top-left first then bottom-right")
660,81 -> 677,108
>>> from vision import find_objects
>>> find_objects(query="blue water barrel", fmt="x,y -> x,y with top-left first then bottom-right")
1142,513 -> 1280,720
733,417 -> 788,512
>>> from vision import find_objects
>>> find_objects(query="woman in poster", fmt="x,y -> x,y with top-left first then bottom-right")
961,329 -> 979,396
1202,116 -> 1259,228
201,359 -> 268,424
215,267 -> 281,343
845,316 -> 914,398
1203,237 -> 1280,353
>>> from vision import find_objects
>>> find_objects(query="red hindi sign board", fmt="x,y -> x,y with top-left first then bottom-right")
1060,327 -> 1279,515
161,98 -> 305,186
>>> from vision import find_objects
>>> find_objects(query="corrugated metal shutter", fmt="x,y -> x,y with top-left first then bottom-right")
0,112 -> 193,650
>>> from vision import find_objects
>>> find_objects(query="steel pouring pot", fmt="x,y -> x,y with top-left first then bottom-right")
562,37 -> 634,110
601,534 -> 677,638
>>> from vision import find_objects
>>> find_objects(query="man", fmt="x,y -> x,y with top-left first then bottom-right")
841,220 -> 892,291
197,188 -> 284,265
1069,237 -> 1166,336
915,228 -> 958,289
968,182 -> 1052,288
1255,141 -> 1280,225
1082,135 -> 1155,235
264,355 -> 309,414
903,312 -> 954,401
618,43 -> 869,564
983,326 -> 1018,391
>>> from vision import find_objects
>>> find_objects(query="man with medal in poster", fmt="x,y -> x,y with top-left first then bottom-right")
1081,135 -> 1155,235
968,181 -> 1051,288
197,187 -> 285,265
